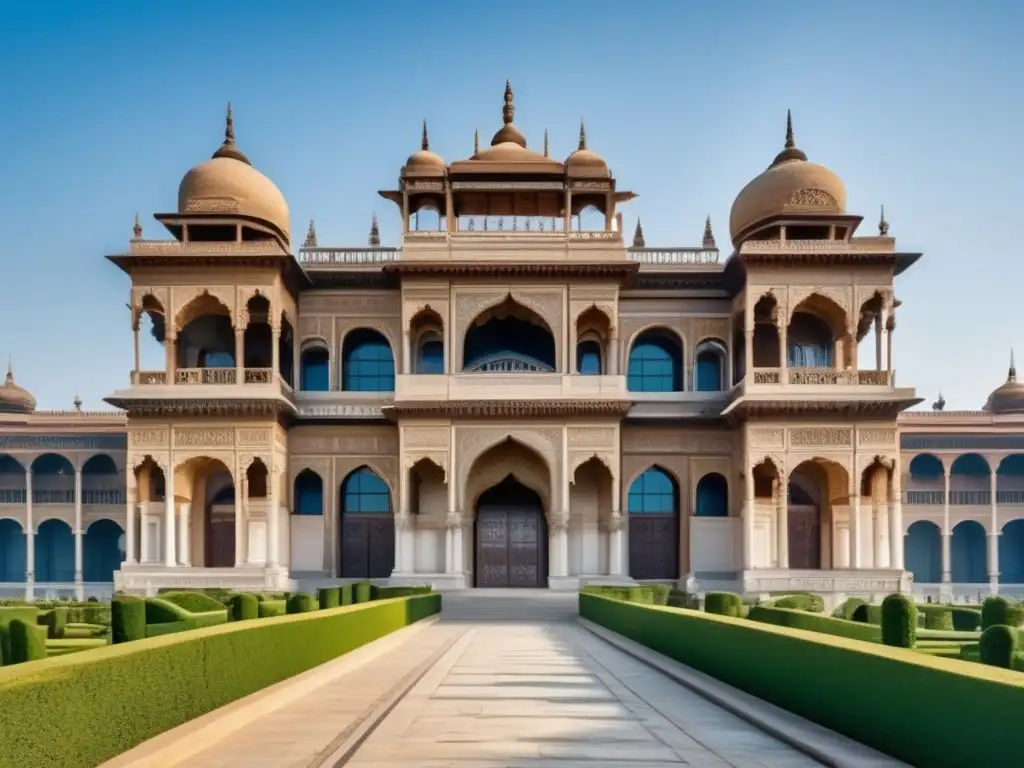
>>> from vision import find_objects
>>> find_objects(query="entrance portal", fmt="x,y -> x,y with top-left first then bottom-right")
474,476 -> 547,588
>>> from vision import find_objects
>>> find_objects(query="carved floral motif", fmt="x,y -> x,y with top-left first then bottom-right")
748,428 -> 784,448
858,429 -> 897,446
787,188 -> 838,208
236,428 -> 272,447
130,429 -> 168,448
789,428 -> 852,448
403,426 -> 450,449
567,427 -> 616,449
174,428 -> 234,448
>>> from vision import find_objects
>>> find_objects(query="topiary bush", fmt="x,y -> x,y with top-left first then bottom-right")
881,594 -> 917,648
353,582 -> 372,604
158,591 -> 227,614
982,596 -> 1024,630
704,591 -> 742,618
38,607 -> 68,639
111,596 -> 146,645
286,593 -> 317,614
768,593 -> 825,613
952,607 -> 982,631
667,588 -> 696,609
918,605 -> 954,631
837,597 -> 867,621
339,583 -> 353,606
317,587 -> 341,609
228,593 -> 259,622
852,603 -> 883,625
651,584 -> 671,606
8,618 -> 47,664
979,624 -> 1020,668
258,599 -> 287,618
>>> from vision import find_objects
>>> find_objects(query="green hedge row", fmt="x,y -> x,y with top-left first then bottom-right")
0,600 -> 110,626
579,592 -> 1024,768
748,606 -> 880,643
759,593 -> 824,613
0,594 -> 441,768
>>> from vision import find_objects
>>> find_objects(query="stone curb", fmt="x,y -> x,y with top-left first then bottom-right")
577,618 -> 910,768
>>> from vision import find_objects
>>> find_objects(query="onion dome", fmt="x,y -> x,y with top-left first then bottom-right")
984,351 -> 1024,414
0,359 -> 37,414
403,121 -> 446,175
177,103 -> 291,243
565,120 -> 609,177
490,80 -> 527,147
729,111 -> 846,245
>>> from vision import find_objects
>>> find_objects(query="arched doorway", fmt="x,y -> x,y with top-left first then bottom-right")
905,520 -> 941,584
787,462 -> 833,570
339,467 -> 394,579
627,467 -> 679,580
35,519 -> 74,582
84,519 -> 125,582
474,476 -> 547,588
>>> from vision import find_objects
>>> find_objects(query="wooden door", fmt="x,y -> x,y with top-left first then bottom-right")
628,516 -> 678,580
475,508 -> 545,588
788,505 -> 821,569
341,516 -> 395,579
206,520 -> 235,567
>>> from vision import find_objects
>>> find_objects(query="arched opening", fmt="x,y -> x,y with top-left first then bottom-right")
244,295 -> 273,370
627,466 -> 679,580
575,306 -> 611,376
411,308 -> 445,375
999,519 -> 1024,583
907,454 -> 945,505
176,293 -> 235,371
575,203 -> 606,232
475,476 -> 548,588
786,459 -> 845,570
0,519 -> 26,582
997,455 -> 1024,506
0,454 -> 26,505
279,313 -> 295,388
787,312 -> 835,368
627,329 -> 683,392
299,342 -> 330,391
35,519 -> 74,582
339,467 -> 394,579
342,329 -> 395,391
83,519 -> 125,582
576,340 -> 602,375
694,339 -> 727,392
135,293 -> 167,374
951,520 -> 987,583
463,297 -> 556,373
695,473 -> 728,517
950,453 -> 991,506
409,202 -> 442,232
905,520 -> 941,584
31,453 -> 74,504
570,457 -> 614,575
82,454 -> 122,506
751,294 -> 780,368
293,470 -> 324,516
176,456 -> 236,568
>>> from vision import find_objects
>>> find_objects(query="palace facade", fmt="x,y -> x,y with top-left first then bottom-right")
1,85 -> 1017,603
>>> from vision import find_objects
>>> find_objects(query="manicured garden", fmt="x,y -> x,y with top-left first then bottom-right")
580,586 -> 1024,767
0,584 -> 439,768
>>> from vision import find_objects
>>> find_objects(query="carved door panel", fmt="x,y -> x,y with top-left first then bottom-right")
475,508 -> 545,588
788,505 -> 821,569
508,510 -> 542,587
476,510 -> 509,588
341,519 -> 369,578
367,517 -> 395,579
206,520 -> 235,568
628,516 -> 678,580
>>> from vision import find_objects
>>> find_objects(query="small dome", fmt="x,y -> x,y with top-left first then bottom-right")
984,354 -> 1024,414
403,120 -> 446,175
729,112 -> 846,245
565,121 -> 609,177
177,105 -> 290,242
0,361 -> 36,414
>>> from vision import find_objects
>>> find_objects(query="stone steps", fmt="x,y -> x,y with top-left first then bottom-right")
439,590 -> 578,622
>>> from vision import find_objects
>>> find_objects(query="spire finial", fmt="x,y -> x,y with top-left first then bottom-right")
303,219 -> 318,248
73,391 -> 82,412
770,109 -> 807,166
785,109 -> 795,149
702,215 -> 717,249
474,128 -> 479,155
212,102 -> 250,164
632,219 -> 646,248
1011,349 -> 1017,382
132,212 -> 142,239
5,356 -> 13,384
421,119 -> 429,151
933,391 -> 946,411
879,204 -> 890,236
369,213 -> 381,246
225,102 -> 235,145
578,119 -> 587,151
502,80 -> 515,125
543,129 -> 549,157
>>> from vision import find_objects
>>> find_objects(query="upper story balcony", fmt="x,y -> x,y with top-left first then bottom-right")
394,371 -> 627,403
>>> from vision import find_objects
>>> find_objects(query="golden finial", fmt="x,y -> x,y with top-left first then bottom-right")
879,205 -> 890,236
474,128 -> 479,155
212,102 -> 250,164
303,219 -> 318,248
369,213 -> 381,246
632,219 -> 645,248
702,216 -> 716,249
543,129 -> 549,157
771,109 -> 807,166
421,119 -> 429,151
132,212 -> 142,239
502,80 -> 515,125
578,119 -> 587,151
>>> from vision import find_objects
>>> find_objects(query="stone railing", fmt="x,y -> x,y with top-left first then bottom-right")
627,248 -> 721,265
128,240 -> 288,256
135,368 -> 279,385
244,368 -> 274,384
175,368 -> 236,385
297,247 -> 400,265
746,368 -> 892,386
135,370 -> 167,385
739,237 -> 895,254
752,368 -> 780,384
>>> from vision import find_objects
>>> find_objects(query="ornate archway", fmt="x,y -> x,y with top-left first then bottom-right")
474,476 -> 548,588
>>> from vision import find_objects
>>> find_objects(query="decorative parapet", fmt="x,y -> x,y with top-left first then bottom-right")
296,404 -> 385,419
627,247 -> 721,265
739,238 -> 896,254
750,368 -> 892,386
297,247 -> 400,266
127,240 -> 289,256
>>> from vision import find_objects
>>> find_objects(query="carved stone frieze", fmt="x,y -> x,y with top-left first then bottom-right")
789,427 -> 853,448
329,294 -> 399,316
748,428 -> 784,449
624,433 -> 731,455
569,451 -> 615,479
236,428 -> 272,447
787,286 -> 852,322
858,428 -> 897,447
291,431 -> 398,456
184,197 -> 239,213
172,287 -> 236,330
174,428 -> 234,448
129,428 -> 169,448
567,427 -> 616,449
403,426 -> 450,449
787,188 -> 838,208
691,317 -> 730,343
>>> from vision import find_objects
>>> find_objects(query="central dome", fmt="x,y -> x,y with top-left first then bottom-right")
984,353 -> 1024,414
0,360 -> 36,414
176,105 -> 291,243
729,112 -> 846,245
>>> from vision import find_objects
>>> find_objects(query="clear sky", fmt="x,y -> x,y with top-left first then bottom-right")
0,1 -> 1020,411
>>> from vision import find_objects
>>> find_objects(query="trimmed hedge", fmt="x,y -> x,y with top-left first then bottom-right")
286,593 -> 317,614
228,593 -> 259,622
9,619 -> 47,664
0,607 -> 40,664
259,599 -> 287,618
764,593 -> 825,613
579,593 -> 1024,768
339,583 -> 353,606
143,598 -> 228,638
982,596 -> 1024,630
881,594 -> 917,648
111,597 -> 146,644
851,603 -> 883,625
371,585 -> 433,600
918,605 -> 954,631
38,607 -> 68,640
317,587 -> 341,609
353,581 -> 372,603
0,600 -> 109,626
836,597 -> 867,621
952,607 -> 982,632
704,591 -> 742,618
748,606 -> 880,644
159,591 -> 226,614
0,594 -> 441,768
980,625 -> 1022,669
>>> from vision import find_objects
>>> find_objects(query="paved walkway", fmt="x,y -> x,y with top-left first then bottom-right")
110,591 -> 898,768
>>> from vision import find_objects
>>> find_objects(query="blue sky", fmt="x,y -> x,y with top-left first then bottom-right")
0,1 -> 1020,411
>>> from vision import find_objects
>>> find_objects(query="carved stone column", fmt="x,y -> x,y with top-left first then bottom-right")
403,330 -> 412,375
25,468 -> 34,582
132,320 -> 141,379
178,502 -> 191,566
941,468 -> 951,583
445,512 -> 461,574
74,468 -> 83,582
888,465 -> 904,572
742,460 -> 754,570
608,332 -> 619,376
848,493 -> 862,569
234,327 -> 245,385
164,461 -> 176,568
125,481 -> 137,564
775,468 -> 789,569
268,462 -> 281,568
271,326 -> 281,384
140,501 -> 150,564
235,473 -> 246,566
874,312 -> 883,370
885,308 -> 896,374
166,330 -> 177,385
608,514 -> 623,576
549,514 -> 569,579
776,306 -> 788,385
989,471 -> 999,591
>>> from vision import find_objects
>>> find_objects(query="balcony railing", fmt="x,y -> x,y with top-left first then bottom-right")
627,247 -> 721,265
134,368 -> 277,386
1,488 -> 126,505
297,247 -> 400,265
904,489 -> 1024,505
176,368 -> 236,385
750,368 -> 892,386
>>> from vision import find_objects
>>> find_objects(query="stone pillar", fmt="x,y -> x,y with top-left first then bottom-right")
872,496 -> 887,568
25,468 -> 34,583
889,468 -> 903,569
164,463 -> 176,568
885,309 -> 895,374
271,326 -> 281,384
166,330 -> 177,385
454,522 -> 465,573
742,459 -> 754,569
776,468 -> 789,569
235,473 -> 246,566
874,313 -> 883,370
178,503 -> 190,566
403,329 -> 412,375
849,493 -> 862,569
608,333 -> 619,376
133,323 -> 141,378
74,468 -> 83,583
445,513 -> 459,574
609,471 -> 622,576
268,463 -> 280,567
989,471 -> 999,591
744,328 -> 754,382
778,319 -> 788,385
125,480 -> 137,563
234,327 -> 245,385
140,502 -> 150,564
942,469 -> 951,583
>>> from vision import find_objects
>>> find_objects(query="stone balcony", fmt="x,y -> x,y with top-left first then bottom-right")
132,368 -> 276,386
394,373 -> 627,402
748,367 -> 893,387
